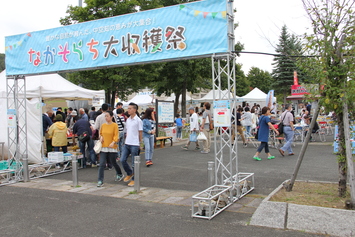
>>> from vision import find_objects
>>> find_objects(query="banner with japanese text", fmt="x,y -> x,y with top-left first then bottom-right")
5,0 -> 228,75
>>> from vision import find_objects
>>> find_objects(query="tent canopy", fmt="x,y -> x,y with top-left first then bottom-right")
241,87 -> 267,101
195,89 -> 238,101
0,70 -> 105,100
0,69 -> 105,163
124,94 -> 155,107
166,93 -> 192,102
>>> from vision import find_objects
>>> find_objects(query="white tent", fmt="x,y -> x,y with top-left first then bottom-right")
0,70 -> 105,163
195,89 -> 238,101
124,94 -> 155,107
165,93 -> 192,102
241,87 -> 275,106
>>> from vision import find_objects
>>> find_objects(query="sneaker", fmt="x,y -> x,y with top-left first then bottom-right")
115,174 -> 124,182
267,156 -> 275,160
182,146 -> 188,150
91,164 -> 97,168
97,181 -> 104,187
123,174 -> 133,182
195,147 -> 200,150
201,151 -> 208,154
56,165 -> 61,169
128,180 -> 135,187
146,161 -> 151,167
243,143 -> 247,147
253,156 -> 262,161
149,160 -> 153,166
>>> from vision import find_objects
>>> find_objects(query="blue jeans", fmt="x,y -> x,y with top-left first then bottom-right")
143,136 -> 154,161
245,126 -> 251,134
79,137 -> 96,166
118,132 -> 125,158
98,151 -> 122,182
120,144 -> 140,180
176,126 -> 182,139
257,142 -> 269,153
281,126 -> 294,154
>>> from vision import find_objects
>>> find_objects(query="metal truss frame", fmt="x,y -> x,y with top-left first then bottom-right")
6,75 -> 28,184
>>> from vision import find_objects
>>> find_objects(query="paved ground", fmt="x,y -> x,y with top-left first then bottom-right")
1,137 -> 337,236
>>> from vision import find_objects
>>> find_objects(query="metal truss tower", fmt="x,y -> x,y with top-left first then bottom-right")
6,75 -> 29,183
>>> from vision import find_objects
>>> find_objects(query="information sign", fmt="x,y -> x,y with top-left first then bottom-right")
157,101 -> 174,123
213,100 -> 231,127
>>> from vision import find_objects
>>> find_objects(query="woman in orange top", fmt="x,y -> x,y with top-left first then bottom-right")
97,111 -> 123,187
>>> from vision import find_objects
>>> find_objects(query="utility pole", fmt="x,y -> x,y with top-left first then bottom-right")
79,0 -> 82,7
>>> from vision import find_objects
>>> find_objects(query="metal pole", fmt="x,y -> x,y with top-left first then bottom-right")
134,156 -> 140,192
285,102 -> 320,191
72,155 -> 78,187
207,161 -> 215,187
22,154 -> 30,182
79,0 -> 82,7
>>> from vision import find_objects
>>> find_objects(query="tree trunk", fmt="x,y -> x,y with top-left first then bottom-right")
181,85 -> 187,118
337,112 -> 347,197
174,92 -> 181,116
110,90 -> 116,109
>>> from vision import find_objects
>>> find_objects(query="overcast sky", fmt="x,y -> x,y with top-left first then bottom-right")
0,0 -> 312,74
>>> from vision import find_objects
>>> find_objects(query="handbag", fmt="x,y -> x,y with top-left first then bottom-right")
278,112 -> 288,135
94,141 -> 102,154
78,131 -> 90,143
208,113 -> 214,130
189,132 -> 198,142
197,132 -> 207,141
254,129 -> 259,139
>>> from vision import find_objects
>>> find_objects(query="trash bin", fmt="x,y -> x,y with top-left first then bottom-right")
164,127 -> 177,142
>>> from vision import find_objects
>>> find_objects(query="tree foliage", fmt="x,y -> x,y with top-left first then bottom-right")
272,25 -> 305,103
0,54 -> 5,71
299,0 -> 355,197
247,67 -> 273,93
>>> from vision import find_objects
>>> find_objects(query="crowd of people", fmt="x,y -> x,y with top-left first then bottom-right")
41,99 -> 330,187
42,102 -> 154,188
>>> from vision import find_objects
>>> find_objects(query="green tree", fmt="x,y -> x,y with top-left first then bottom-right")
153,58 -> 211,115
299,0 -> 355,197
247,67 -> 273,93
0,53 -> 5,71
272,25 -> 304,103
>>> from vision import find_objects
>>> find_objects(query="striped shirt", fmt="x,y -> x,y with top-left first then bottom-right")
116,115 -> 126,132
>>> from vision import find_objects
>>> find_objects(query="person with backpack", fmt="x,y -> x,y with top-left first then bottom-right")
278,104 -> 295,156
253,107 -> 279,161
72,116 -> 96,167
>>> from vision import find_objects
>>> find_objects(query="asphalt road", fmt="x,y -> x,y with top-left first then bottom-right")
1,186 -> 323,237
1,138 -> 336,236
46,139 -> 337,196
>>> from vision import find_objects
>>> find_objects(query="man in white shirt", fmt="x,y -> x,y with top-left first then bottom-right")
121,102 -> 143,187
182,107 -> 200,150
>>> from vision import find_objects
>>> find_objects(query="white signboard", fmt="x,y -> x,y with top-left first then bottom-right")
158,101 -> 174,123
213,100 -> 231,127
7,109 -> 16,128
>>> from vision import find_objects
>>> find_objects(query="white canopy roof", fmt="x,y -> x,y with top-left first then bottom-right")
125,94 -> 155,107
241,87 -> 267,101
195,89 -> 238,101
0,69 -> 105,164
0,70 -> 105,100
166,93 -> 192,102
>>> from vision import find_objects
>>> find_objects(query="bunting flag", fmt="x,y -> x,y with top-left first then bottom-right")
179,4 -> 226,19
194,10 -> 201,16
5,33 -> 30,51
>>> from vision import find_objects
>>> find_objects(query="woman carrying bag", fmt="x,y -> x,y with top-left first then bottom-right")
97,111 -> 123,187
142,108 -> 156,167
253,107 -> 279,161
